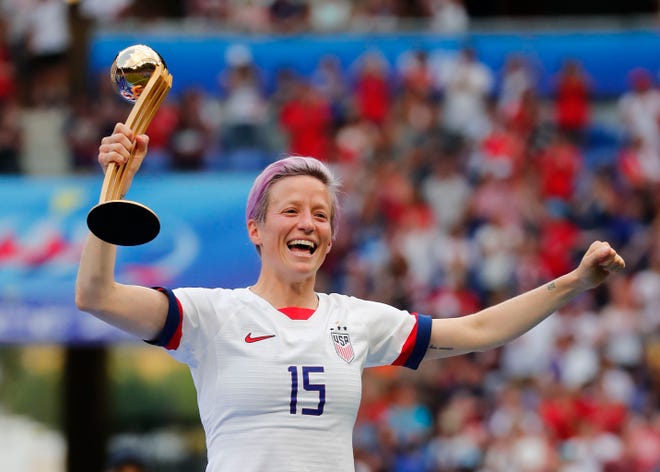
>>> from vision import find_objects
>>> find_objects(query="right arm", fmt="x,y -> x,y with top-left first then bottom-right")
75,123 -> 168,340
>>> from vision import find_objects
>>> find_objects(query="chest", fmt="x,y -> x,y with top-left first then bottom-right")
203,309 -> 365,421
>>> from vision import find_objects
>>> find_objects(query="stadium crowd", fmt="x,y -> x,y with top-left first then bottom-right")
0,1 -> 659,471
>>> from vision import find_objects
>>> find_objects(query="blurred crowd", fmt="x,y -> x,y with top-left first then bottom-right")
1,0 -> 469,44
1,1 -> 660,472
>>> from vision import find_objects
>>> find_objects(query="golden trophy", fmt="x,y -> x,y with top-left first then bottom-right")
87,44 -> 173,246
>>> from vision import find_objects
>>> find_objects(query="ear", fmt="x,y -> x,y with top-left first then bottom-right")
324,239 -> 332,255
247,219 -> 262,246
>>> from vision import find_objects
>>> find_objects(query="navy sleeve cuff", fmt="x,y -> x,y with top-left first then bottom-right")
145,287 -> 182,349
404,314 -> 432,370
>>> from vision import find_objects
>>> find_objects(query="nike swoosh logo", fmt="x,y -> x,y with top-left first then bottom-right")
245,333 -> 276,343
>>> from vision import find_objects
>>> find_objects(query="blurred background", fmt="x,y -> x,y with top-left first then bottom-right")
0,0 -> 659,471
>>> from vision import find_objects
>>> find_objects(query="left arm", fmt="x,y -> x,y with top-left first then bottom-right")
425,240 -> 625,359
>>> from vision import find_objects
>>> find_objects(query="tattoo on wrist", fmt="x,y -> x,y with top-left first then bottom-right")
429,345 -> 454,351
547,281 -> 556,291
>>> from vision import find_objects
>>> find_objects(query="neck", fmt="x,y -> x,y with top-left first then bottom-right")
250,272 -> 318,309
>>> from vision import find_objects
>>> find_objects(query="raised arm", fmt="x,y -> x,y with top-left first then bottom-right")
75,123 -> 168,340
425,240 -> 625,359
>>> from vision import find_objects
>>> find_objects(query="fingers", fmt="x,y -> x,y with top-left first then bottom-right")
600,252 -> 626,272
98,123 -> 148,173
592,241 -> 626,272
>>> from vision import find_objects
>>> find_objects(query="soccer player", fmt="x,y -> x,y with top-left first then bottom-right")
76,123 -> 625,472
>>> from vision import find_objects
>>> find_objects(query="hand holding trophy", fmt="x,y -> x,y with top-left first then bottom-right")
87,44 -> 173,246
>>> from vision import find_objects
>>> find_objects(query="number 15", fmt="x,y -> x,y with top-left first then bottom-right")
287,365 -> 325,416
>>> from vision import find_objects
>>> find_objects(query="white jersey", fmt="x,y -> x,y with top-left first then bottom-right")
149,287 -> 432,472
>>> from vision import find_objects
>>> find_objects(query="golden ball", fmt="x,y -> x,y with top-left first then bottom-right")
110,44 -> 165,103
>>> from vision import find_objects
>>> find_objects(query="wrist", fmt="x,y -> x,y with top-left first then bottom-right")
559,269 -> 589,296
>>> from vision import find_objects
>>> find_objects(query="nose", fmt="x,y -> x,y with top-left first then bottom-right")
297,210 -> 314,233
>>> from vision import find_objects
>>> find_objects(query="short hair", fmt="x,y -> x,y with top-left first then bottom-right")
246,156 -> 341,236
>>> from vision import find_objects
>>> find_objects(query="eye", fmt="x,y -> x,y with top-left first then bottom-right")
283,208 -> 298,215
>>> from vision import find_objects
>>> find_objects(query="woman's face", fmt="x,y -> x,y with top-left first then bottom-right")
248,175 -> 333,280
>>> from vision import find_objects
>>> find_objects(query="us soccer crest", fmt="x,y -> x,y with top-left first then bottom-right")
331,326 -> 354,363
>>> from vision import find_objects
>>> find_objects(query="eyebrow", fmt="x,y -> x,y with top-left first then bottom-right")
273,197 -> 331,212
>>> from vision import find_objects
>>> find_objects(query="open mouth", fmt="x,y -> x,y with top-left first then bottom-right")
287,239 -> 317,255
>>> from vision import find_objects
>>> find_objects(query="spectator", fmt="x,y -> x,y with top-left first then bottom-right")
382,382 -> 433,447
308,0 -> 352,32
79,0 -> 134,22
228,0 -> 271,34
268,0 -> 308,33
425,0 -> 469,34
600,277 -> 644,370
352,50 -> 392,126
630,244 -> 660,332
334,106 -> 382,165
438,47 -> 494,141
618,68 -> 660,182
219,45 -> 270,167
65,94 -> 103,171
23,0 -> 71,106
279,77 -> 332,160
184,0 -> 231,22
169,89 -> 212,170
311,55 -> 350,130
350,0 -> 399,32
421,154 -> 471,233
474,109 -> 526,180
554,59 -> 591,145
537,201 -> 581,278
497,54 -> 535,127
0,19 -> 16,102
622,413 -> 660,472
617,136 -> 651,189
0,98 -> 21,173
535,130 -> 583,203
397,50 -> 436,100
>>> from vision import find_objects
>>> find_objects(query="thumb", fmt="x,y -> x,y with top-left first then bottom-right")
134,134 -> 150,158
128,134 -> 150,172
118,134 -> 149,198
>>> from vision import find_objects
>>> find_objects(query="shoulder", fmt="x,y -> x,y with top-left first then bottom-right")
320,292 -> 408,315
320,292 -> 366,307
172,286 -> 250,307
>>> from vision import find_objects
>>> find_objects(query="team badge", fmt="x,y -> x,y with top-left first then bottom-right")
331,326 -> 354,363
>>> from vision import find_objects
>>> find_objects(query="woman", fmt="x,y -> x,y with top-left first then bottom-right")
76,123 -> 625,472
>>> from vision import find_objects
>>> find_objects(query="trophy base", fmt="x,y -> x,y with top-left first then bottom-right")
87,200 -> 160,246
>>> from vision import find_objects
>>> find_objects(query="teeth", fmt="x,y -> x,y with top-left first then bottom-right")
289,240 -> 316,249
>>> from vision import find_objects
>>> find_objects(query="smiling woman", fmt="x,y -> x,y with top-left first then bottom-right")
247,174 -> 334,294
76,123 -> 625,472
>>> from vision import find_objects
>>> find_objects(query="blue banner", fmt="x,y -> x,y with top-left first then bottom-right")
90,29 -> 660,98
0,173 -> 261,344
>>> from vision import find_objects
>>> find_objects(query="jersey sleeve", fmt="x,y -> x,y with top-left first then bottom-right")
354,297 -> 432,370
144,286 -> 223,367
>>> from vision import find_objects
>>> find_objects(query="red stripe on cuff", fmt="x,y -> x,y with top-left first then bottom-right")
392,312 -> 419,366
165,296 -> 183,350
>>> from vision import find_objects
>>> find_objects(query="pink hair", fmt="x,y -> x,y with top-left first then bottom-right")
246,156 -> 341,236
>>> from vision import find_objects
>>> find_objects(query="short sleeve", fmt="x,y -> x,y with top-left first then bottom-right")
351,297 -> 431,370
